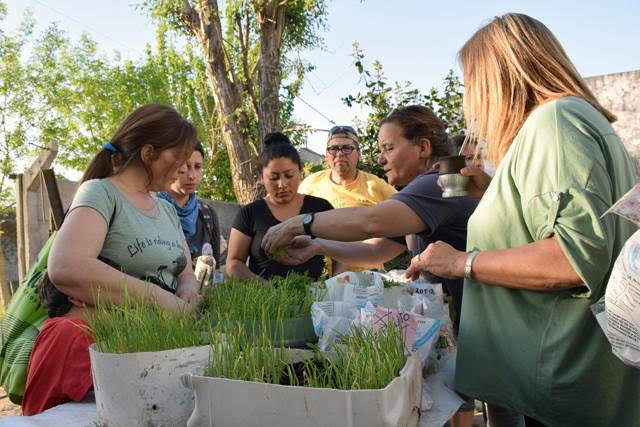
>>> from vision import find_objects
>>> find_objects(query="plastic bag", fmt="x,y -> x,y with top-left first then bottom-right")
371,305 -> 441,363
602,229 -> 640,368
323,271 -> 384,308
311,301 -> 359,351
592,182 -> 640,369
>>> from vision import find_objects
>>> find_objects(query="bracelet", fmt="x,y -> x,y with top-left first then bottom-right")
464,251 -> 479,279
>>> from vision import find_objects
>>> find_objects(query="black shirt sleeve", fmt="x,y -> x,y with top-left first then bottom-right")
391,171 -> 455,237
232,203 -> 256,237
300,195 -> 334,214
387,235 -> 407,246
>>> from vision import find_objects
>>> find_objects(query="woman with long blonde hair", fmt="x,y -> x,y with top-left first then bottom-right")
405,13 -> 640,426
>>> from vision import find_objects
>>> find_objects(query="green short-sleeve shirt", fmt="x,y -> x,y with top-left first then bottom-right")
69,179 -> 187,293
456,97 -> 640,426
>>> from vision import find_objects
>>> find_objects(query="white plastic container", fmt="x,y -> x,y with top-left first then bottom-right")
194,243 -> 215,289
182,349 -> 422,427
89,344 -> 210,427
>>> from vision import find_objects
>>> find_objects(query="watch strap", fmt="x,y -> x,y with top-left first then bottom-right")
303,213 -> 315,238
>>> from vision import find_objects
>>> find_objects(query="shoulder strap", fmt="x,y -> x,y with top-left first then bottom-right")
108,199 -> 117,228
198,200 -> 214,236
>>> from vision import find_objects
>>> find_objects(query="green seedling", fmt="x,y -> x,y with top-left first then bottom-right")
86,288 -> 206,354
270,245 -> 288,259
382,277 -> 402,288
200,272 -> 316,321
204,317 -> 407,391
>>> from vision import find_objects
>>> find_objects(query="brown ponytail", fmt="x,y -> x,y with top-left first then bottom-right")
81,104 -> 197,185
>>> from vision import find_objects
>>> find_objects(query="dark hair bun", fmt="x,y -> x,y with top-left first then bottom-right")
263,132 -> 291,147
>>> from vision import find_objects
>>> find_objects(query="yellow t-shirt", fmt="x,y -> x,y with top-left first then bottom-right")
299,169 -> 396,209
299,169 -> 397,272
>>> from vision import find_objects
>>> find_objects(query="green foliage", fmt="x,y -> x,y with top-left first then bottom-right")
205,319 -> 407,390
87,293 -> 206,354
0,5 -> 36,216
139,0 -> 328,164
423,70 -> 465,136
342,43 -> 465,179
301,324 -> 406,389
0,4 -> 235,205
200,272 -> 317,321
0,1 -> 330,207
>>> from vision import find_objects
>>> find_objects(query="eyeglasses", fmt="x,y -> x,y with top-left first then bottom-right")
326,145 -> 357,156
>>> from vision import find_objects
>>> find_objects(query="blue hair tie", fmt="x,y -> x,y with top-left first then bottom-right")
103,141 -> 119,154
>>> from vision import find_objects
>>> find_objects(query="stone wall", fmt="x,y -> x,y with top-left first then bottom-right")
585,69 -> 640,175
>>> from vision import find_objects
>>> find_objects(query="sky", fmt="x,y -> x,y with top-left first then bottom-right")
4,0 -> 640,158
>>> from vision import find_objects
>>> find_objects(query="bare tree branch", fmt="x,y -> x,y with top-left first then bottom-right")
236,9 -> 259,120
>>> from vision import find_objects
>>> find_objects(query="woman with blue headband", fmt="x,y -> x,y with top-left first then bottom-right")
23,104 -> 201,415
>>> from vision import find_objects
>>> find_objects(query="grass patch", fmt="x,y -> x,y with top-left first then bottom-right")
87,293 -> 206,354
201,272 -> 317,321
205,319 -> 407,390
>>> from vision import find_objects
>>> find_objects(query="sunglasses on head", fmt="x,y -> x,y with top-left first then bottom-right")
329,125 -> 357,135
327,125 -> 359,147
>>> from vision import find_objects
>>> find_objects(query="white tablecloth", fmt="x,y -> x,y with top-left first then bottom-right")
0,393 -> 97,427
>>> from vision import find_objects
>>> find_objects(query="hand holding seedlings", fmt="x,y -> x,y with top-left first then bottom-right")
269,245 -> 289,260
262,215 -> 303,256
277,236 -> 320,265
176,283 -> 202,308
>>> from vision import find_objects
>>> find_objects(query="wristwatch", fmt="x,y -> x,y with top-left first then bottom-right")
302,213 -> 315,238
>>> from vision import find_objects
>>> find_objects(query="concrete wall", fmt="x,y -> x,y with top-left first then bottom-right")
202,199 -> 240,241
585,69 -> 640,175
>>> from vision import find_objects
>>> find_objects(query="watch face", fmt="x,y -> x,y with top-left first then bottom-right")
303,213 -> 312,224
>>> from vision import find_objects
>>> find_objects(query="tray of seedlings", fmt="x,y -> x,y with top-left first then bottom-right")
86,295 -> 210,427
183,317 -> 422,427
200,272 -> 322,348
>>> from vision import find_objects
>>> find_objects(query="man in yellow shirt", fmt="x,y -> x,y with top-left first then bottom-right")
299,125 -> 397,272
299,125 -> 396,208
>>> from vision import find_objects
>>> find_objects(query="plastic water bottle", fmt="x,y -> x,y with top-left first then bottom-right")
219,235 -> 228,254
194,243 -> 215,290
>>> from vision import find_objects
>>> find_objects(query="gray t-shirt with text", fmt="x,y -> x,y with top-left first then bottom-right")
69,179 -> 187,293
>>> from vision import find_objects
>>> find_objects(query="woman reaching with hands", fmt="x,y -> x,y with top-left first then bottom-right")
263,106 -> 479,425
263,106 -> 478,328
407,13 -> 640,426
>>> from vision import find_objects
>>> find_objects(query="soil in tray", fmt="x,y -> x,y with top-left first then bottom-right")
280,359 -> 333,386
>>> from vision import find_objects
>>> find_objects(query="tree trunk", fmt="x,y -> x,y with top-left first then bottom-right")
255,1 -> 286,146
180,0 -> 261,204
